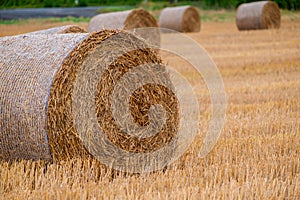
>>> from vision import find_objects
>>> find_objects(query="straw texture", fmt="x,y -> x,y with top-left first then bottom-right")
158,6 -> 201,33
27,25 -> 86,35
0,33 -> 85,161
0,30 -> 178,163
236,1 -> 281,30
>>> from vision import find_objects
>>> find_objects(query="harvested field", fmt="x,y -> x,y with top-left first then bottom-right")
0,10 -> 299,199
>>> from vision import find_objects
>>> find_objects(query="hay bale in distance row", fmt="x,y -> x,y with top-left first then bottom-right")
88,9 -> 158,31
236,1 -> 281,30
0,30 -> 179,166
87,9 -> 159,46
158,6 -> 201,33
26,25 -> 86,34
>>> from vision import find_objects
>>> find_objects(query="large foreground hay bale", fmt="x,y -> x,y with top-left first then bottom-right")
236,1 -> 281,30
27,25 -> 86,34
0,30 -> 178,166
158,6 -> 200,33
87,9 -> 159,46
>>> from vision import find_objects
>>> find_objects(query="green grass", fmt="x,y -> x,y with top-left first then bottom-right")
44,17 -> 91,23
97,6 -> 134,13
281,9 -> 300,21
0,19 -> 21,24
0,17 -> 91,25
201,10 -> 236,22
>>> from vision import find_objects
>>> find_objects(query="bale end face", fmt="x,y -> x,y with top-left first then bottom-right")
262,1 -> 281,29
182,6 -> 201,33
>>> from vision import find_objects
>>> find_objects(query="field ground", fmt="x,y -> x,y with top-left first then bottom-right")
0,10 -> 299,199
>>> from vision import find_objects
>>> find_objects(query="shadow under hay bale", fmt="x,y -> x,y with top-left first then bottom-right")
158,6 -> 201,33
0,30 -> 179,172
236,1 -> 281,31
87,9 -> 160,47
26,25 -> 86,35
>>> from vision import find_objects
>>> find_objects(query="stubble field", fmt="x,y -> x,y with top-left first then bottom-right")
0,10 -> 299,199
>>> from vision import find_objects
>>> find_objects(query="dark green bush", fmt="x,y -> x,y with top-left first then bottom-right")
202,0 -> 300,10
0,0 -> 299,10
0,0 -> 142,8
275,0 -> 300,10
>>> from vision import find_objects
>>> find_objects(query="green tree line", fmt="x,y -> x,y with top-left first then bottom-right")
200,0 -> 300,10
0,0 -> 140,8
0,0 -> 299,10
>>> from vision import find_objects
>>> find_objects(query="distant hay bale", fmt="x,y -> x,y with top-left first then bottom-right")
0,30 -> 179,164
158,6 -> 201,33
87,9 -> 158,31
236,1 -> 281,30
27,25 -> 86,34
87,9 -> 160,46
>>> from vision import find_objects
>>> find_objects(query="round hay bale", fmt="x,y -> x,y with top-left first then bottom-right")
27,25 -> 86,35
87,9 -> 159,46
236,1 -> 281,30
0,30 -> 179,167
158,6 -> 201,33
87,9 -> 158,31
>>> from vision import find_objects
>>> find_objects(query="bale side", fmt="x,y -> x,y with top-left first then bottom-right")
0,33 -> 87,161
158,6 -> 200,33
236,1 -> 281,30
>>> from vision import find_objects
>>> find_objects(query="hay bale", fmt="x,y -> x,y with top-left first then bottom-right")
87,9 -> 159,46
87,9 -> 158,31
27,25 -> 86,35
236,1 -> 281,30
158,6 -> 201,33
0,30 -> 179,166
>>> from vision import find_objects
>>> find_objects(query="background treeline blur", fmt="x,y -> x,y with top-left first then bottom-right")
0,0 -> 299,10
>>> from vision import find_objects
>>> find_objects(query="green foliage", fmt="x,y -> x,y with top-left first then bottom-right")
275,0 -> 300,10
97,6 -> 134,13
0,0 -> 143,8
200,10 -> 236,22
0,18 -> 21,24
201,0 -> 300,10
0,0 -> 299,10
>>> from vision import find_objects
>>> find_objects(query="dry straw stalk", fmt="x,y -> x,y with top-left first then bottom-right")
158,6 -> 201,33
236,1 -> 281,30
